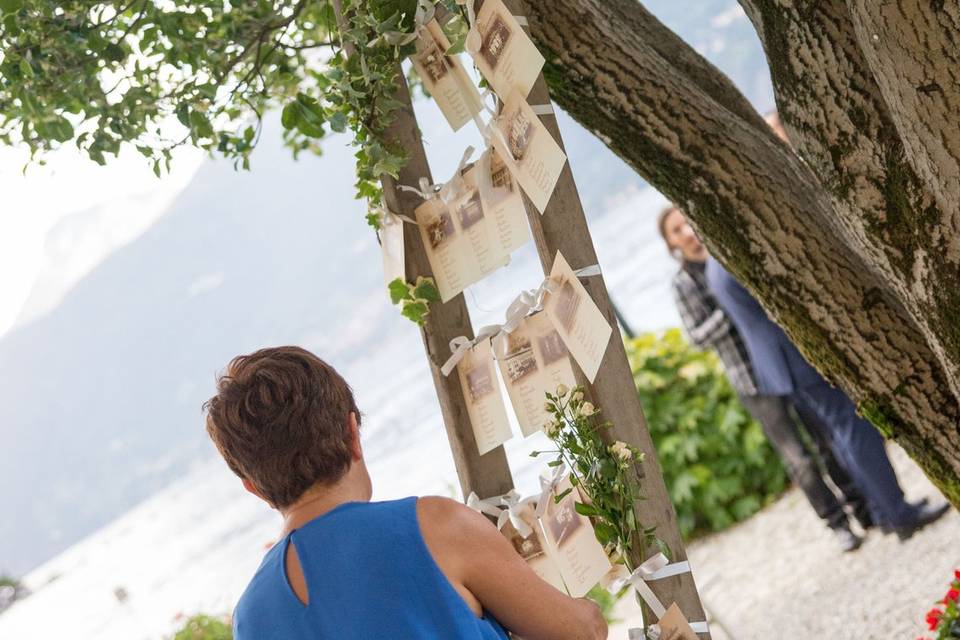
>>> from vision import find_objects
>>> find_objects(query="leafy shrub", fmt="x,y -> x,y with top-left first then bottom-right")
171,614 -> 232,640
625,329 -> 788,538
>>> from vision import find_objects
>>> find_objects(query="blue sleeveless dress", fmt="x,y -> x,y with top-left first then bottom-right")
233,497 -> 510,639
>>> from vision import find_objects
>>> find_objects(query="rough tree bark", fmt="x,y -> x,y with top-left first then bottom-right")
523,0 -> 960,506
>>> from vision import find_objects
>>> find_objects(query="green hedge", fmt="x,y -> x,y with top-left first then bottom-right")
625,328 -> 788,538
171,615 -> 232,640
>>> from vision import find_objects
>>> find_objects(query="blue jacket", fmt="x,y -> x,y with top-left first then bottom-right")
705,257 -> 823,396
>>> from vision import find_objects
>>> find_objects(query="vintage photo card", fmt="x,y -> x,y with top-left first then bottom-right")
540,475 -> 611,597
498,502 -> 566,592
415,185 -> 509,302
492,90 -> 567,214
656,603 -> 700,640
543,252 -> 612,383
456,338 -> 514,455
411,19 -> 484,131
493,310 -> 577,437
471,0 -> 544,99
477,146 -> 530,256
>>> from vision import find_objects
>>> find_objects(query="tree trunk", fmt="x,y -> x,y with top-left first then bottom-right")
525,0 -> 960,506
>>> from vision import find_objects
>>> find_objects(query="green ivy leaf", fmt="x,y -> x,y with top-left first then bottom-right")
412,277 -> 440,303
388,278 -> 411,304
400,300 -> 428,325
281,102 -> 299,130
0,0 -> 22,15
574,502 -> 600,517
328,111 -> 348,133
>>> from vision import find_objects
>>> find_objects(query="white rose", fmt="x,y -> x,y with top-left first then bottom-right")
544,420 -> 560,437
571,390 -> 584,403
581,402 -> 595,416
609,441 -> 632,461
556,384 -> 569,397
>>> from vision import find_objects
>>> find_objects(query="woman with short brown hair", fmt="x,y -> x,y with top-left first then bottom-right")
205,346 -> 606,640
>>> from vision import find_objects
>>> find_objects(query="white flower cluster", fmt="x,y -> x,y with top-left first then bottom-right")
608,440 -> 632,462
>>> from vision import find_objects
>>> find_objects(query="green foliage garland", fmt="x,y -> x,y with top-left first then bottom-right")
388,274 -> 440,324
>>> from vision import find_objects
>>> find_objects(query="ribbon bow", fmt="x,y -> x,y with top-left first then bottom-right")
500,264 -> 601,337
535,464 -> 568,519
381,0 -> 435,46
400,146 -> 476,206
497,490 -> 537,539
610,553 -> 710,634
440,324 -> 501,376
466,491 -> 504,519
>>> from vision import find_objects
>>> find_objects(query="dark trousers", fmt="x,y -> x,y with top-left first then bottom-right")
791,381 -> 914,527
739,393 -> 867,529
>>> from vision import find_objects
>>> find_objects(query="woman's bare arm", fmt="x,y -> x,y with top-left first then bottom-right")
418,496 -> 607,640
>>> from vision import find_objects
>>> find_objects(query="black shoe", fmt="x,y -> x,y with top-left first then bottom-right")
852,509 -> 874,531
833,526 -> 863,553
882,501 -> 951,541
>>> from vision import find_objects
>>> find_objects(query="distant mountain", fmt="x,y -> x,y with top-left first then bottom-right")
0,0 -> 773,577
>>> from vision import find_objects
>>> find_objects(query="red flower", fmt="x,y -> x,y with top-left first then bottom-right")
926,608 -> 943,631
955,569 -> 960,581
943,587 -> 960,604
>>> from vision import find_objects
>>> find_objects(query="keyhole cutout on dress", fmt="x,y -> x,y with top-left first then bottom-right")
284,537 -> 310,606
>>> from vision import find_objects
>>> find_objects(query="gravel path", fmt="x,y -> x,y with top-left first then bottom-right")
608,444 -> 959,639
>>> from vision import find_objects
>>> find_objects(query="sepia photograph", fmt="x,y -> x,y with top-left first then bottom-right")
506,525 -> 546,562
490,149 -> 514,191
546,491 -> 584,548
480,14 -> 511,70
465,363 -> 495,403
457,191 -> 485,230
537,330 -> 568,365
426,210 -> 456,250
505,351 -> 538,382
417,34 -> 451,84
507,108 -> 535,162
553,279 -> 581,333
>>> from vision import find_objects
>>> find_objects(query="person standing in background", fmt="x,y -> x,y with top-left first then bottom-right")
705,257 -> 950,540
658,205 -> 871,551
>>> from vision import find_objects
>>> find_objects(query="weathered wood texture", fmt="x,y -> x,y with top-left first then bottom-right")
505,0 -> 710,631
383,71 -> 515,500
739,0 -> 960,442
332,0 -> 514,500
522,0 -> 960,506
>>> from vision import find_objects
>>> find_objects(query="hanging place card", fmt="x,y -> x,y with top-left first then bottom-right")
493,310 -> 577,437
411,19 -> 484,131
477,146 -> 530,255
655,603 -> 700,640
456,338 -> 514,455
414,186 -> 509,303
378,215 -> 406,287
469,0 -> 544,99
543,252 -> 612,383
498,502 -> 567,592
492,90 -> 567,214
540,475 -> 612,597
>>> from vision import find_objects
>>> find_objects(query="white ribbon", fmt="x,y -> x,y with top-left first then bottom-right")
500,264 -> 601,337
610,553 -> 710,634
400,145 -> 476,206
440,264 -> 601,374
381,0 -> 436,46
534,464 -> 568,519
466,491 -> 504,519
497,490 -> 537,539
440,323 -> 501,376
